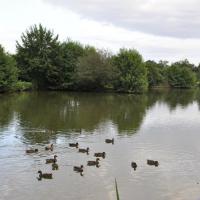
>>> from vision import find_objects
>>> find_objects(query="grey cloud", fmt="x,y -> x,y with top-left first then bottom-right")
44,0 -> 200,38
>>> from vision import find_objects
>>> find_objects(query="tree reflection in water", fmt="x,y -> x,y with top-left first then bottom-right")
0,89 -> 199,144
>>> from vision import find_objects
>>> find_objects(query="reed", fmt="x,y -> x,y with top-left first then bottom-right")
115,178 -> 120,200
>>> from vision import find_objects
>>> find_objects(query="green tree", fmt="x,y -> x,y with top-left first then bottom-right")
167,61 -> 197,88
145,60 -> 165,87
16,24 -> 66,89
60,40 -> 84,89
0,45 -> 18,92
75,48 -> 115,91
113,48 -> 148,93
172,59 -> 195,70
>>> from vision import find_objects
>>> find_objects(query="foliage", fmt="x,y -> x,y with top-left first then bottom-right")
0,45 -> 18,92
14,81 -> 33,91
75,48 -> 116,91
167,61 -> 197,88
16,24 -> 66,89
113,49 -> 148,93
145,60 -> 165,87
193,64 -> 200,84
3,24 -> 200,93
60,40 -> 84,89
172,59 -> 195,70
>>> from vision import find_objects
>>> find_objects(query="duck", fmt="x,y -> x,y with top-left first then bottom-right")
26,149 -> 38,153
45,144 -> 53,151
52,160 -> 59,170
37,170 -> 52,180
94,152 -> 106,158
78,147 -> 89,154
105,138 -> 114,144
73,165 -> 84,173
87,158 -> 100,166
46,155 -> 57,164
131,162 -> 137,170
147,159 -> 159,167
69,142 -> 79,148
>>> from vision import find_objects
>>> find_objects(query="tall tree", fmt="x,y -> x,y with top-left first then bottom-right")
16,24 -> 65,89
113,48 -> 148,93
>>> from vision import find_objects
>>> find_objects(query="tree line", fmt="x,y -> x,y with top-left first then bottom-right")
0,24 -> 199,93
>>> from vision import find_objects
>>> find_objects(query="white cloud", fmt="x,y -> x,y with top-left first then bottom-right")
44,0 -> 200,38
0,0 -> 200,64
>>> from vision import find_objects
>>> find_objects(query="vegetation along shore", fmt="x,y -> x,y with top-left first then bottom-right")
1,24 -> 199,94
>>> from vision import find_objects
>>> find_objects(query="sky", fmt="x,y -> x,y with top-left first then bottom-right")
1,0 -> 200,64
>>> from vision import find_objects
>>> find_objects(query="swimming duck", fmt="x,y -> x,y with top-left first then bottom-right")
26,149 -> 38,153
87,158 -> 100,166
78,147 -> 89,154
52,160 -> 59,170
69,142 -> 79,148
147,159 -> 159,167
105,138 -> 114,144
131,162 -> 137,170
73,165 -> 84,173
94,152 -> 106,158
46,155 -> 57,164
45,144 -> 53,151
37,170 -> 52,180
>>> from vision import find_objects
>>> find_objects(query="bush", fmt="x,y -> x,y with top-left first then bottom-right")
0,45 -> 18,92
14,81 -> 33,91
167,64 -> 197,88
75,48 -> 115,91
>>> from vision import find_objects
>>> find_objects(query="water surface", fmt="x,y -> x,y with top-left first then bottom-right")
1,90 -> 200,200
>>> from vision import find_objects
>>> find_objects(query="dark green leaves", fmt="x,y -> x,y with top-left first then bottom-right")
167,62 -> 197,88
113,48 -> 148,93
0,45 -> 18,92
16,24 -> 62,89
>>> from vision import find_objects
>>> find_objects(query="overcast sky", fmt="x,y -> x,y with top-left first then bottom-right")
1,0 -> 200,63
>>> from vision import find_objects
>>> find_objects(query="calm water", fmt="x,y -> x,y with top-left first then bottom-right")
1,90 -> 200,200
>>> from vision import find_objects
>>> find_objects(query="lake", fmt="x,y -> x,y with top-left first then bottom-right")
1,90 -> 200,200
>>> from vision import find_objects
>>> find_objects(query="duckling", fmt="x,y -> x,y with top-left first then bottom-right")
131,162 -> 137,170
37,170 -> 52,180
52,160 -> 59,170
73,165 -> 84,173
105,138 -> 114,144
87,158 -> 100,166
147,159 -> 159,167
69,142 -> 79,148
26,149 -> 38,153
94,152 -> 106,159
78,147 -> 89,154
46,155 -> 57,164
45,144 -> 53,151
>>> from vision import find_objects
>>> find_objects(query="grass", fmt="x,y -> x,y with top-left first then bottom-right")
115,178 -> 120,200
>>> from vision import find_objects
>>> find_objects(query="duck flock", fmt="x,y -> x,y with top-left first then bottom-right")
25,138 -> 159,180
